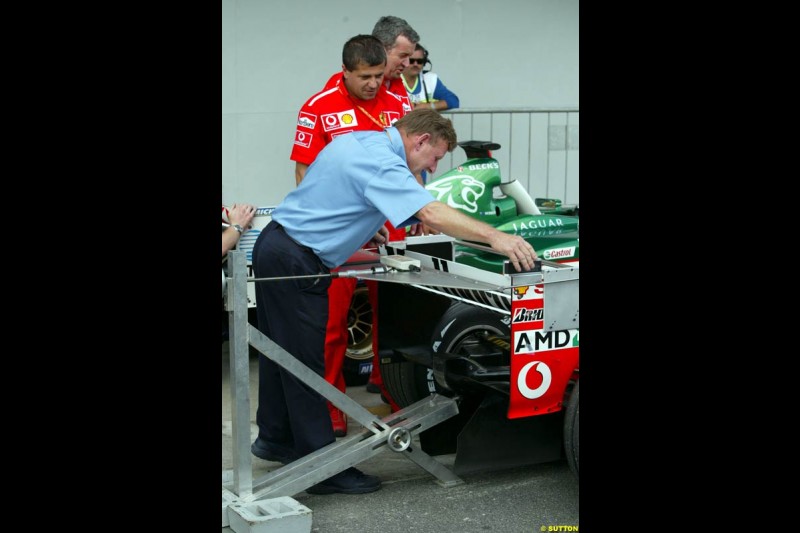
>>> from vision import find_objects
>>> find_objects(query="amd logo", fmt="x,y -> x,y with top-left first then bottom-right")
514,330 -> 571,354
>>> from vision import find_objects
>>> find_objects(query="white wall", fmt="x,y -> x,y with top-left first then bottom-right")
222,0 -> 579,206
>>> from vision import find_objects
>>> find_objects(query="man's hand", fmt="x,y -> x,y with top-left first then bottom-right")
366,224 -> 391,247
407,223 -> 439,236
488,232 -> 538,272
415,201 -> 537,271
229,203 -> 256,230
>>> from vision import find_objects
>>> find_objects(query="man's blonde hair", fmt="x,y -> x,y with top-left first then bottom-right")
394,108 -> 457,152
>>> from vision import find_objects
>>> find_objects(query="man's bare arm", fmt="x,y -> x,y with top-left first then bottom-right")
416,201 -> 538,272
295,162 -> 309,186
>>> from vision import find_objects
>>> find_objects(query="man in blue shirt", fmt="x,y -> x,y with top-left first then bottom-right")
250,108 -> 538,495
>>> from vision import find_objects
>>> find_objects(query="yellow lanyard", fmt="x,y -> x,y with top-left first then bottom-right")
339,85 -> 388,129
355,104 -> 388,129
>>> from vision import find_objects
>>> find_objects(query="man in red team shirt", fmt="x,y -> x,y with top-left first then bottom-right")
291,34 -> 407,184
287,33 -> 413,439
322,16 -> 419,125
319,17 -> 427,422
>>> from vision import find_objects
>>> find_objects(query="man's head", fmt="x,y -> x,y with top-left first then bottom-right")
394,108 -> 457,176
341,34 -> 387,101
407,44 -> 429,78
372,16 -> 419,81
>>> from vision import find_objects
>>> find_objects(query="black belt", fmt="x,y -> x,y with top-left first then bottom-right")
274,222 -> 310,251
273,221 -> 330,273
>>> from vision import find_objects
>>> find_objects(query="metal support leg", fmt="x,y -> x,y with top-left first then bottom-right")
227,251 -> 253,499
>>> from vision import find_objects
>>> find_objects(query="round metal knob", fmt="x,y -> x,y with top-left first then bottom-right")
387,427 -> 411,452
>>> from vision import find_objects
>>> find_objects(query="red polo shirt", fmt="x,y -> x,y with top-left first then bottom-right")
291,74 -> 411,165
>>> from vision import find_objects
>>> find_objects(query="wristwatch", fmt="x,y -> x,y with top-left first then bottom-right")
232,224 -> 244,234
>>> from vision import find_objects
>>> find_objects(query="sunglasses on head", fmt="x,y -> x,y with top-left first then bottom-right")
409,58 -> 426,65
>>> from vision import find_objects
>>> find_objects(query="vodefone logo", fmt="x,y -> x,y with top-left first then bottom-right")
294,131 -> 312,148
517,361 -> 551,399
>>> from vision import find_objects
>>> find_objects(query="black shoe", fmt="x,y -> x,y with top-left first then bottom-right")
365,382 -> 381,394
251,438 -> 300,464
305,467 -> 381,495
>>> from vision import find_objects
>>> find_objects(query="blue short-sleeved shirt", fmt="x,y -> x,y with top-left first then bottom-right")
272,127 -> 436,268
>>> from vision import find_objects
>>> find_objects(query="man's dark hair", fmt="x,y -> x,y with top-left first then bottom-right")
372,16 -> 420,50
342,34 -> 387,71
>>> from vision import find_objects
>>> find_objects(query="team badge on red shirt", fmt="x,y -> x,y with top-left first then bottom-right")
297,111 -> 316,129
321,110 -> 358,132
294,130 -> 313,148
384,111 -> 402,125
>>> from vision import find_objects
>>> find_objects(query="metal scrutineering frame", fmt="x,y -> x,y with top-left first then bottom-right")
222,250 -> 464,529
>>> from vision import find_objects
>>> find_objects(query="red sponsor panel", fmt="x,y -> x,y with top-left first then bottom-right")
508,338 -> 578,419
508,283 -> 578,419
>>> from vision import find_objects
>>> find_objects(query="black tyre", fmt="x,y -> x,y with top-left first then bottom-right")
563,380 -> 579,479
342,285 -> 374,386
382,302 -> 510,407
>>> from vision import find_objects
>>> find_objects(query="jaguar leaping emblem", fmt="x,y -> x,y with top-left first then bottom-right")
427,175 -> 486,214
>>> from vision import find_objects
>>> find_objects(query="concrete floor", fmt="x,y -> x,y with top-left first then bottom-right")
222,341 -> 579,532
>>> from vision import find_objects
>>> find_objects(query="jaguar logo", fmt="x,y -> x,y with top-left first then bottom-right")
427,176 -> 485,214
